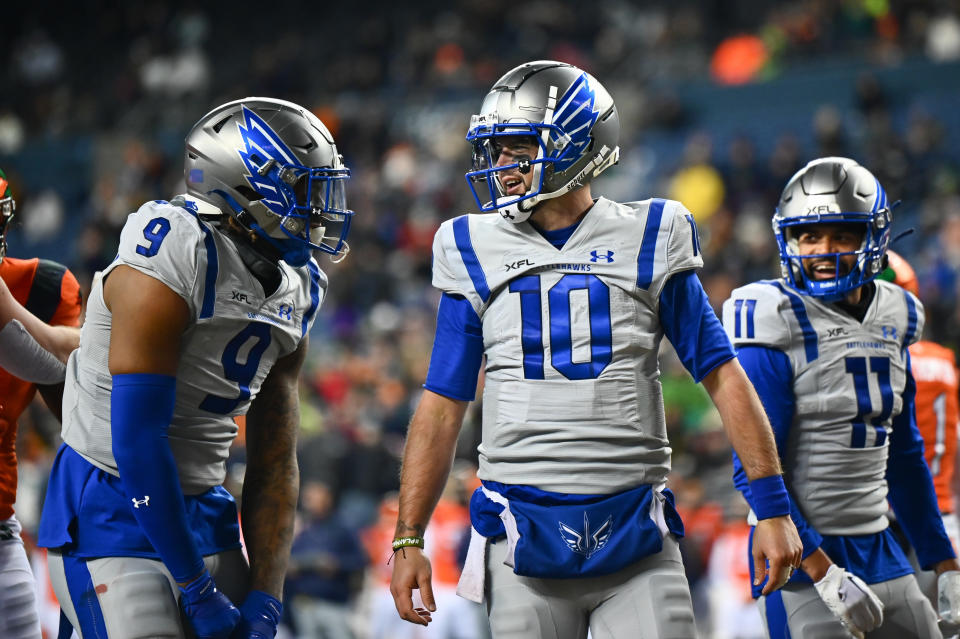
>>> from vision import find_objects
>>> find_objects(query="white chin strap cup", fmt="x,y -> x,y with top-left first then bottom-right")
496,196 -> 535,224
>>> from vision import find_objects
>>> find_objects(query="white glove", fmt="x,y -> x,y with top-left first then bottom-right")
813,564 -> 884,639
939,570 -> 960,631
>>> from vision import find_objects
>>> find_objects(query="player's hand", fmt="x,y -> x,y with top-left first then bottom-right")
813,564 -> 883,639
390,546 -> 435,626
179,570 -> 241,639
752,515 -> 803,595
230,590 -> 282,639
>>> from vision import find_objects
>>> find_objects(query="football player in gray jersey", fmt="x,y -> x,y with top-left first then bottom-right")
722,157 -> 960,638
37,98 -> 353,639
389,60 -> 802,639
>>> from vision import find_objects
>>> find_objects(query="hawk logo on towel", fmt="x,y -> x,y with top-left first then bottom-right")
558,512 -> 613,559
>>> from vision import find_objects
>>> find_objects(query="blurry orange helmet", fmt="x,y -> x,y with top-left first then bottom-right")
878,249 -> 919,296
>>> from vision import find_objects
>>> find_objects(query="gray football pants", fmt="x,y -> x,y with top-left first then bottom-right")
47,548 -> 249,639
485,534 -> 697,639
758,574 -> 941,638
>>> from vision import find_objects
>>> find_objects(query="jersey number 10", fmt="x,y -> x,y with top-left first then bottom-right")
509,273 -> 612,381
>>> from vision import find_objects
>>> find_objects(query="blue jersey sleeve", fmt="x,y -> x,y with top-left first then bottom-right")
733,345 -> 823,556
423,293 -> 484,401
659,270 -> 735,382
887,351 -> 956,569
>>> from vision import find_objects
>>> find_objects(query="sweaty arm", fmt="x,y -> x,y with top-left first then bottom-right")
391,293 -> 479,626
241,337 -> 307,598
229,336 -> 308,638
660,271 -> 801,592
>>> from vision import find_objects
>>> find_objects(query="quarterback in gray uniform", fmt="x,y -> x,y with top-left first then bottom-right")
390,60 -> 802,639
37,98 -> 353,639
722,157 -> 960,638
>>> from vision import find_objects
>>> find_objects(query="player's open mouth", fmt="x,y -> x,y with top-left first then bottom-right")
809,262 -> 847,279
501,176 -> 526,195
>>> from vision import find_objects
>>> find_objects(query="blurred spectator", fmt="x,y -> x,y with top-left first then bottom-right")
285,479 -> 368,639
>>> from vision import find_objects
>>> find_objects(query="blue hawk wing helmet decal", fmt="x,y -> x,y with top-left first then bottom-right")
558,512 -> 613,559
549,73 -> 599,172
236,105 -> 300,217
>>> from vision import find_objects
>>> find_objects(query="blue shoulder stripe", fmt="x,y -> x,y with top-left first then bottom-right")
186,210 -> 219,319
903,290 -> 918,351
302,261 -> 323,337
452,216 -> 490,303
772,281 -> 819,363
636,198 -> 666,290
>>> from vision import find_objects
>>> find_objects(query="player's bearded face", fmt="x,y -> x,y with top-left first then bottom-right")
794,223 -> 865,281
493,136 -> 538,196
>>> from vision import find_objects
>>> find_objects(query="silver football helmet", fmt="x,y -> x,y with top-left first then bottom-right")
773,157 -> 892,300
185,97 -> 352,267
465,60 -> 620,223
0,168 -> 15,262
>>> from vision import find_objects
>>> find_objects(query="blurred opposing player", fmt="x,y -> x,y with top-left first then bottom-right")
723,157 -> 960,638
390,60 -> 801,639
37,98 -> 353,639
880,251 -> 960,600
0,167 -> 82,639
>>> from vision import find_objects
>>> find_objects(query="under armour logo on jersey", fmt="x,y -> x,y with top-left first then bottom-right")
0,523 -> 13,541
589,250 -> 614,263
558,512 -> 613,559
882,325 -> 898,340
278,304 -> 294,320
132,496 -> 150,509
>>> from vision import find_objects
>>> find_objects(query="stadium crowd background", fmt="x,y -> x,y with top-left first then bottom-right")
3,1 -> 960,637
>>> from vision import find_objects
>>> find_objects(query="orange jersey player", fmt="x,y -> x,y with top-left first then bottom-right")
910,340 -> 960,518
0,167 -> 82,639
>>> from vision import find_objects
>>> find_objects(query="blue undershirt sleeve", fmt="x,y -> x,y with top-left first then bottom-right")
111,373 -> 205,583
423,293 -> 484,401
658,270 -> 735,383
886,351 -> 956,569
733,345 -> 823,556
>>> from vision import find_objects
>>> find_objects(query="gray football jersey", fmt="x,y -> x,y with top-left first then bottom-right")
432,197 -> 703,494
61,197 -> 326,493
722,279 -> 924,535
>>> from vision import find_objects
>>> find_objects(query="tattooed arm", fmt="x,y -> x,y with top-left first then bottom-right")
390,389 -> 468,626
242,335 -> 308,598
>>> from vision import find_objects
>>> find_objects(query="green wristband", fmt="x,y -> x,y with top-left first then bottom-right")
392,536 -> 425,551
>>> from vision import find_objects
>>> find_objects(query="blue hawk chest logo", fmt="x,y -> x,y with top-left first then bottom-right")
558,512 -> 613,559
550,73 -> 600,172
236,105 -> 299,217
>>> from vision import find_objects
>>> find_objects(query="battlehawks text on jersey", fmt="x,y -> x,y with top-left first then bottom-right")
722,279 -> 924,535
60,198 -> 326,493
432,196 -> 703,495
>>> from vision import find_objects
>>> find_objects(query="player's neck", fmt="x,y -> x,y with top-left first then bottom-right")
528,185 -> 595,231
